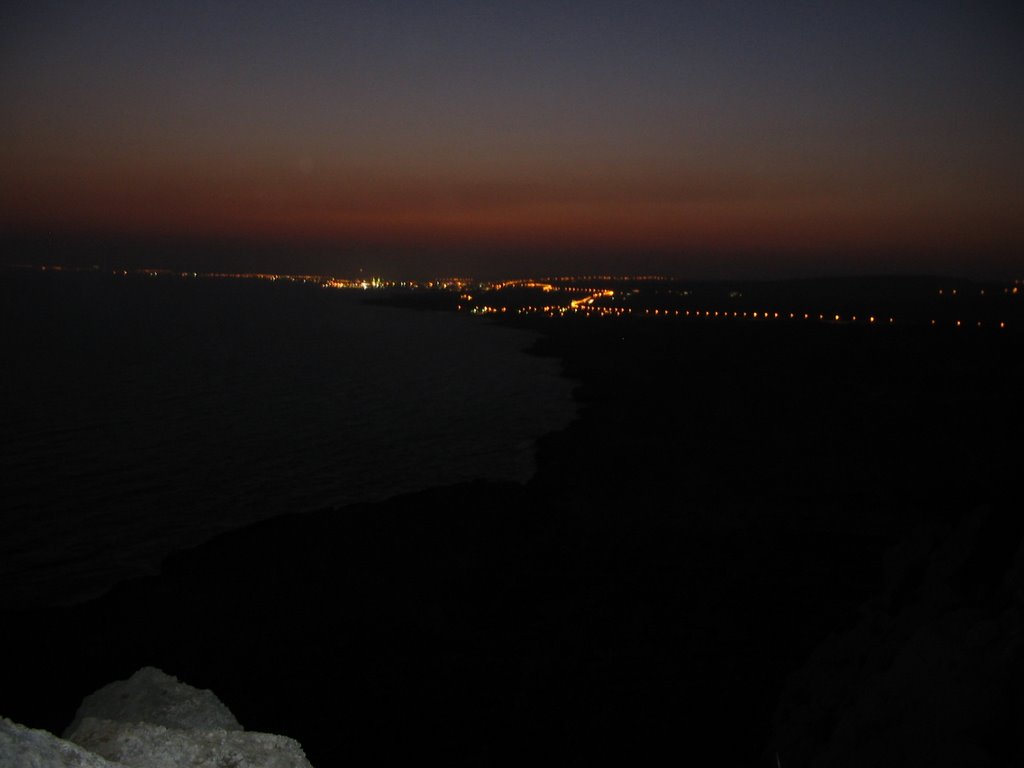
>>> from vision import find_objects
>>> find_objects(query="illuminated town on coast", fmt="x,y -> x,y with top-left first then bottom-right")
17,263 -> 1023,333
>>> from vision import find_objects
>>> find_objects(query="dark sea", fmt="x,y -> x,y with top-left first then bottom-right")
0,271 -> 576,609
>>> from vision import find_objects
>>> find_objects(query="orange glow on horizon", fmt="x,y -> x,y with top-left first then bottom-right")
5,161 -> 1024,258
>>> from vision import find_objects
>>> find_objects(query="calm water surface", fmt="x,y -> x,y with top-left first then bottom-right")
0,271 -> 576,607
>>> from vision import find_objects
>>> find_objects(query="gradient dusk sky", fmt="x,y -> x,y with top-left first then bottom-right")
2,1 -> 1022,277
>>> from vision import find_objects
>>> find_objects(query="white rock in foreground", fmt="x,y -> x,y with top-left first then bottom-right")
62,667 -> 312,768
68,718 -> 311,768
64,667 -> 241,735
0,717 -> 125,768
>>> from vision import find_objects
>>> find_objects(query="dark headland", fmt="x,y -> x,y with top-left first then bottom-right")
3,274 -> 1023,766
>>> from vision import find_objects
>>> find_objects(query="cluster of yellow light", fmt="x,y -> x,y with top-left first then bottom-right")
111,267 -> 190,277
569,289 -> 615,309
538,275 -> 670,283
500,284 -> 596,295
486,279 -> 556,291
486,283 -> 597,294
149,268 -> 469,290
28,264 -> 407,286
201,271 -> 336,283
438,277 -> 474,288
323,278 -> 379,289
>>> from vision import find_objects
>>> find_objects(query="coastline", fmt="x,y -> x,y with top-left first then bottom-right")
3,306 -> 1022,765
0,274 -> 578,611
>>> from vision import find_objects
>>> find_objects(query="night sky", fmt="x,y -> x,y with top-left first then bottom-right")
3,1 -> 1022,277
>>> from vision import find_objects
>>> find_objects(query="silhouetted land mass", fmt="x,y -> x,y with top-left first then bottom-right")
3,283 -> 1023,765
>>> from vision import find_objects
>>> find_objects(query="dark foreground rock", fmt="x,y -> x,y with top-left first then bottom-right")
773,504 -> 1024,766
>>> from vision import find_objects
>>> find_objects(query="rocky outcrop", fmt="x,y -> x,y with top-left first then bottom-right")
0,717 -> 124,767
64,667 -> 241,736
772,504 -> 1024,766
66,719 -> 311,768
2,668 -> 312,768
